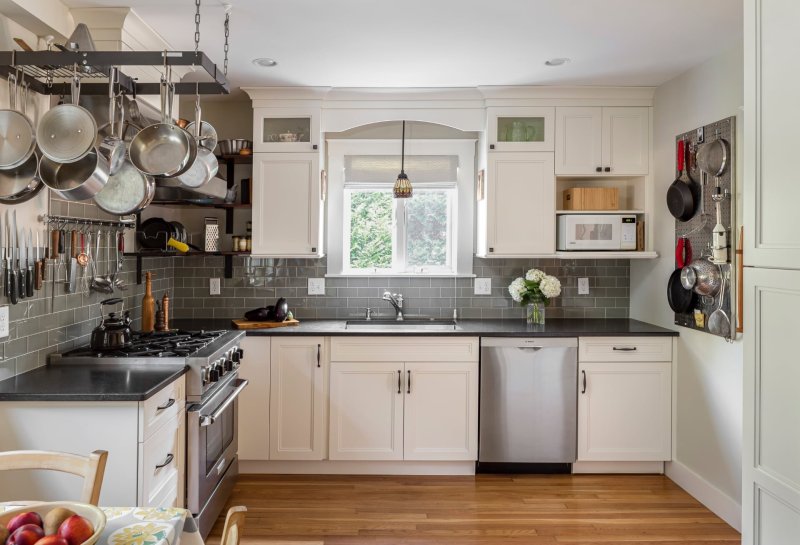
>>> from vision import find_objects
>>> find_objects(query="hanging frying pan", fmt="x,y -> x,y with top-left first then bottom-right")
667,268 -> 696,313
0,72 -> 36,169
666,140 -> 698,221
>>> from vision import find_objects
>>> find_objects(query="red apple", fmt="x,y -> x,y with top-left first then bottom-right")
57,516 -> 93,545
6,513 -> 43,533
7,526 -> 45,545
34,536 -> 69,545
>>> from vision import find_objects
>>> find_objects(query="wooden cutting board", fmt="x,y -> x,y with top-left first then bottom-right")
231,318 -> 300,329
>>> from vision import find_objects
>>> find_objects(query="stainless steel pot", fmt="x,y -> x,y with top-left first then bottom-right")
0,151 -> 43,204
0,73 -> 36,169
161,94 -> 218,188
36,75 -> 97,163
90,298 -> 132,351
39,148 -> 110,201
96,68 -> 126,175
682,256 -> 721,296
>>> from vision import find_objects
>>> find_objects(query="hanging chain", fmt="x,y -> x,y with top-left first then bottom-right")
223,10 -> 230,75
194,0 -> 201,54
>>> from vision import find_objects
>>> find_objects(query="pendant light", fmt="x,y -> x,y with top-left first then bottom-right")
393,120 -> 412,198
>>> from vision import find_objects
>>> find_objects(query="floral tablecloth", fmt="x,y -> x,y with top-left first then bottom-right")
0,505 -> 203,545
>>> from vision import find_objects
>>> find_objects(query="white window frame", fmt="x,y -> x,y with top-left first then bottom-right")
326,139 -> 476,277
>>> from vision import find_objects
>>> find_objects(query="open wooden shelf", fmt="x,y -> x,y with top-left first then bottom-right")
148,200 -> 251,209
127,250 -> 251,283
216,154 -> 253,164
556,210 -> 645,215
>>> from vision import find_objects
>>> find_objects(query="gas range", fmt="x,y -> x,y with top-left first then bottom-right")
52,329 -> 245,403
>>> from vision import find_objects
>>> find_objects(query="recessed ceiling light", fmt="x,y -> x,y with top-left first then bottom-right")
545,58 -> 571,67
252,58 -> 278,67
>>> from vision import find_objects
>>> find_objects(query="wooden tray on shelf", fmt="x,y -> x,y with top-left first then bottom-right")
231,318 -> 300,329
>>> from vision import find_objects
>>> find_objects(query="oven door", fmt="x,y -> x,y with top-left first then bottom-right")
187,374 -> 249,514
558,215 -> 621,250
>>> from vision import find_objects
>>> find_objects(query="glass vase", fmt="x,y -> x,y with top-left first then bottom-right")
526,300 -> 546,325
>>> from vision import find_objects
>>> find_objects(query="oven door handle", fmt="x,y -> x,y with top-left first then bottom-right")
199,378 -> 249,427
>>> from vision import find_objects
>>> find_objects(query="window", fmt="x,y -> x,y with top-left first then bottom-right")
327,139 -> 475,276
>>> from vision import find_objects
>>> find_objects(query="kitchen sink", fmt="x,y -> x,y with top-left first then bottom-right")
345,318 -> 459,331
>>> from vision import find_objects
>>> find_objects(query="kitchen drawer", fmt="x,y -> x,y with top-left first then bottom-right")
578,337 -> 672,362
143,472 -> 179,509
138,411 -> 183,507
331,337 -> 479,363
139,376 -> 185,442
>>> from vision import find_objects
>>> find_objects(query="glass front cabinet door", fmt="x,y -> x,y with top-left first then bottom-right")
487,107 -> 555,152
253,108 -> 320,152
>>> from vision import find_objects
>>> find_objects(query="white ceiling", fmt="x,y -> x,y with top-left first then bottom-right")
62,0 -> 742,92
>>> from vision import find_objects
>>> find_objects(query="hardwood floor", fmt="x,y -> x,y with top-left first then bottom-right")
207,474 -> 740,545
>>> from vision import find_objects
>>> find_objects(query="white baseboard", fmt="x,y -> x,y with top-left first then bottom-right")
240,460 -> 476,475
665,460 -> 742,532
572,461 -> 664,474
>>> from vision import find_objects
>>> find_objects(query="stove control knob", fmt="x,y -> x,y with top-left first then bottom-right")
201,366 -> 209,384
209,368 -> 220,382
237,348 -> 244,359
231,350 -> 240,363
224,359 -> 234,372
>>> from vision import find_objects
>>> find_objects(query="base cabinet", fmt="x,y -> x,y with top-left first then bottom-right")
269,337 -> 327,460
237,336 -> 271,460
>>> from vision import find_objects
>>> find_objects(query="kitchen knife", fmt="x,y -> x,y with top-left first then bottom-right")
41,227 -> 47,282
68,230 -> 78,295
51,228 -> 59,312
26,228 -> 34,297
8,212 -> 16,305
17,225 -> 25,300
2,211 -> 8,299
35,230 -> 43,291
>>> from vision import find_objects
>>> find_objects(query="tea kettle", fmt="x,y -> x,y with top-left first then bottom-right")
91,298 -> 133,351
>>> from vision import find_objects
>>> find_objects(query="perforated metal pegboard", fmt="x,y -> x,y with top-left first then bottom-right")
672,116 -> 736,340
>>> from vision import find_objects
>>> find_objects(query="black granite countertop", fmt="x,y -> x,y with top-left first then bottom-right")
0,364 -> 188,402
172,318 -> 678,337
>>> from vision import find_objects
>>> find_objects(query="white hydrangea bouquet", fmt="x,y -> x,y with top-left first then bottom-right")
508,268 -> 562,325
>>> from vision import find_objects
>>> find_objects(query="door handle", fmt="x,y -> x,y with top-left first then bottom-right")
397,370 -> 401,394
581,370 -> 587,394
155,453 -> 174,470
156,398 -> 175,411
612,346 -> 637,352
317,344 -> 321,368
407,370 -> 411,394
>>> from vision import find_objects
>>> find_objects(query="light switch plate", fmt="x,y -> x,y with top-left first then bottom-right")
578,277 -> 590,295
209,278 -> 221,295
308,278 -> 326,295
474,278 -> 492,295
0,305 -> 8,338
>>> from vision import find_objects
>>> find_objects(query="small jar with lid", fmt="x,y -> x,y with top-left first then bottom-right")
238,236 -> 248,251
232,236 -> 240,252
245,236 -> 252,251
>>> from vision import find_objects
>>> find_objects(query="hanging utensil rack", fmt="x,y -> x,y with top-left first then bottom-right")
0,50 -> 229,96
40,214 -> 136,229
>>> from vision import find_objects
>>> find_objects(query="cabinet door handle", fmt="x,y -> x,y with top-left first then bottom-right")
612,346 -> 637,352
596,166 -> 602,172
156,398 -> 175,411
397,370 -> 402,394
155,453 -> 174,470
407,370 -> 411,394
316,344 -> 321,368
604,166 -> 611,172
581,370 -> 587,394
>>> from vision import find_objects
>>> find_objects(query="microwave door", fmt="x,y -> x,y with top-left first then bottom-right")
566,216 -> 621,250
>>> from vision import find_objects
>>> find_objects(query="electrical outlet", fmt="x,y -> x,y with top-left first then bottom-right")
308,278 -> 325,295
0,305 -> 8,339
210,278 -> 221,296
474,278 -> 492,295
578,277 -> 590,295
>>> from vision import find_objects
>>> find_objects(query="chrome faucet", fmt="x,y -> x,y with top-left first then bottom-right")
382,291 -> 404,321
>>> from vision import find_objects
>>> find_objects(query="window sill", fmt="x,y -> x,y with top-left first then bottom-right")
325,273 -> 476,278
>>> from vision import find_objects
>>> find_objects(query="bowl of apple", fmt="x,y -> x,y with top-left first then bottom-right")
1,503 -> 106,545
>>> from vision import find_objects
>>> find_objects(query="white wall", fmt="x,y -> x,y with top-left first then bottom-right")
630,44 -> 743,530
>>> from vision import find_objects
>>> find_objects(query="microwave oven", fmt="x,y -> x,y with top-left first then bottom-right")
557,214 -> 637,251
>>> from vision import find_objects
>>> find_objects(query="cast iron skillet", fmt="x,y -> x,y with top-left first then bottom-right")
667,268 -> 696,313
667,140 -> 699,221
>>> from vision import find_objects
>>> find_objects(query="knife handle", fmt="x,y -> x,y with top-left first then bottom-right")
26,266 -> 33,297
35,260 -> 43,290
71,230 -> 78,258
17,265 -> 25,300
3,266 -> 9,297
51,230 -> 60,259
58,230 -> 64,255
9,270 -> 17,305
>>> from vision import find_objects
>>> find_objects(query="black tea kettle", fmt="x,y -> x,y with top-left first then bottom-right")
91,298 -> 133,351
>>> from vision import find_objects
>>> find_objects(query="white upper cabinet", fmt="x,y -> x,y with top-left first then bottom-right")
251,152 -> 323,258
253,108 -> 320,153
555,107 -> 649,175
487,107 -> 554,152
479,152 -> 556,257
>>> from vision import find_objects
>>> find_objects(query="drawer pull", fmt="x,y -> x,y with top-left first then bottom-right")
155,453 -> 174,470
407,370 -> 411,394
317,344 -> 321,368
612,347 -> 637,352
156,398 -> 176,411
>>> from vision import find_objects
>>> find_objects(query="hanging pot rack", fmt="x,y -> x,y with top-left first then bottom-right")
0,50 -> 229,96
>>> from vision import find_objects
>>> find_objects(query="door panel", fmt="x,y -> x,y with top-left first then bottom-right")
555,107 -> 602,175
237,337 -> 270,460
601,107 -> 649,175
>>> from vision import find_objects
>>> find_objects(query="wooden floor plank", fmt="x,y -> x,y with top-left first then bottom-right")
206,474 -> 740,545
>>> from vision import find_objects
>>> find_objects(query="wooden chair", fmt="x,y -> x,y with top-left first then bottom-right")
220,506 -> 247,545
0,450 -> 108,505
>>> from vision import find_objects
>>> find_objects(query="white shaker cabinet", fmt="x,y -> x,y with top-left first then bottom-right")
237,336 -> 271,461
555,107 -> 649,176
269,337 -> 327,460
577,337 -> 672,462
251,152 -> 323,258
478,152 -> 556,257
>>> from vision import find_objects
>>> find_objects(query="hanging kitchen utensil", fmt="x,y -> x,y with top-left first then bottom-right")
696,137 -> 729,177
707,266 -> 731,339
711,179 -> 728,263
666,139 -> 698,221
40,147 -> 110,201
94,96 -> 156,215
37,70 -> 97,163
0,81 -> 44,204
675,237 -> 692,269
0,71 -> 36,169
96,67 -> 126,176
667,268 -> 695,314
129,73 -> 196,177
162,89 -> 218,189
684,256 -> 722,296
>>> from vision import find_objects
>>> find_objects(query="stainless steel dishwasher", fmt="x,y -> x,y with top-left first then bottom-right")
478,337 -> 578,473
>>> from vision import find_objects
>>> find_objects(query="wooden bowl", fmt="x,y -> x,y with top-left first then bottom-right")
1,502 -> 106,545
